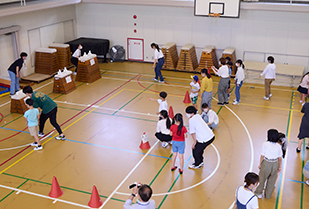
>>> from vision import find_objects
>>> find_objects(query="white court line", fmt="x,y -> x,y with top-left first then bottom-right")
99,140 -> 159,209
0,184 -> 89,208
54,100 -> 158,118
115,143 -> 220,196
0,101 -> 10,108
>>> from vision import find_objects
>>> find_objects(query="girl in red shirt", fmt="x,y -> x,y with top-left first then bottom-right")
170,113 -> 188,174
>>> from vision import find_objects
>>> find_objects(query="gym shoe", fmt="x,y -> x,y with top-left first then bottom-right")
296,147 -> 301,153
158,80 -> 165,83
263,96 -> 269,101
300,100 -> 303,103
152,78 -> 158,82
31,142 -> 38,146
38,132 -> 44,137
224,102 -> 229,105
73,72 -> 77,75
217,102 -> 224,106
34,145 -> 43,151
179,169 -> 183,174
188,162 -> 203,169
171,166 -> 177,171
306,180 -> 309,186
55,135 -> 66,140
269,94 -> 272,98
168,141 -> 172,145
306,146 -> 309,150
233,101 -> 239,105
161,142 -> 168,148
256,193 -> 263,199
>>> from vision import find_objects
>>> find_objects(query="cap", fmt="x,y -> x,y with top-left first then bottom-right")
191,75 -> 198,82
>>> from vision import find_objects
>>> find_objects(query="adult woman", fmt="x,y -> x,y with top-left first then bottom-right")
233,172 -> 259,209
233,59 -> 245,105
296,102 -> 309,153
155,110 -> 172,147
8,52 -> 27,96
255,129 -> 282,199
150,43 -> 165,83
211,57 -> 230,105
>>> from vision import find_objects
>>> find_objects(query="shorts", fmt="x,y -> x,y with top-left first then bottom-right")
297,85 -> 308,94
28,126 -> 38,136
172,141 -> 185,154
190,96 -> 198,104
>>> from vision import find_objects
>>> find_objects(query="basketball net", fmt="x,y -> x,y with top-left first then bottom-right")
209,13 -> 220,25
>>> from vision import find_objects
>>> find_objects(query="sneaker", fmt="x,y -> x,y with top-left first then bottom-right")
34,145 -> 43,151
55,135 -> 66,140
152,78 -> 158,82
158,80 -> 165,83
306,180 -> 309,186
269,94 -> 272,98
217,102 -> 224,106
168,141 -> 172,145
171,166 -> 177,171
233,101 -> 239,105
161,142 -> 168,148
306,146 -> 309,150
179,169 -> 183,174
38,132 -> 44,137
300,100 -> 303,103
263,96 -> 269,101
256,193 -> 263,199
31,142 -> 38,147
73,72 -> 77,75
224,102 -> 229,105
188,162 -> 203,169
296,147 -> 301,153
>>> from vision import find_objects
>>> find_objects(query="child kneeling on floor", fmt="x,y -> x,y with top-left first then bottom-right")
24,98 -> 42,150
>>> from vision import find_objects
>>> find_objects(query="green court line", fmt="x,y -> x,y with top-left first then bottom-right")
1,173 -> 125,203
148,154 -> 173,187
0,179 -> 28,202
275,90 -> 294,209
1,115 -> 23,127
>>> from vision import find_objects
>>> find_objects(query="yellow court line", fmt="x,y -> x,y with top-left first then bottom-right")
0,89 -> 126,174
0,92 -> 10,98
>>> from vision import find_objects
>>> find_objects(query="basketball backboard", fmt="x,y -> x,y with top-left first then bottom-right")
194,0 -> 241,18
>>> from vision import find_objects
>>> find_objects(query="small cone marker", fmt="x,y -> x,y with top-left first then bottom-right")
49,176 -> 63,198
168,106 -> 174,119
140,132 -> 151,150
183,91 -> 191,104
88,185 -> 103,208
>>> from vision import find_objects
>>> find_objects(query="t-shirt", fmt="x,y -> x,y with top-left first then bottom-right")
123,199 -> 156,209
216,65 -> 229,78
24,108 -> 39,127
205,109 -> 219,125
200,77 -> 213,93
300,74 -> 309,89
189,114 -> 214,143
72,48 -> 81,58
261,63 -> 276,79
8,58 -> 24,74
170,124 -> 187,141
153,49 -> 164,60
156,118 -> 172,135
190,81 -> 200,98
157,99 -> 167,112
236,186 -> 259,209
261,141 -> 282,160
32,92 -> 57,114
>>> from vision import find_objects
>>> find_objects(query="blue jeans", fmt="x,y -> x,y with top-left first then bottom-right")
235,80 -> 243,102
155,57 -> 164,81
8,70 -> 19,95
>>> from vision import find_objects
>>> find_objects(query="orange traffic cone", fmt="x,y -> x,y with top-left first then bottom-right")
88,185 -> 103,208
49,176 -> 63,198
183,91 -> 191,104
140,132 -> 151,150
168,106 -> 174,119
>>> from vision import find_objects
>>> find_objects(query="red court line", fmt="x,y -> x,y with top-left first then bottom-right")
0,113 -> 3,123
0,74 -> 140,167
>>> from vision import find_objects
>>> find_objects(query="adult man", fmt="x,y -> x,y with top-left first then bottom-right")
186,106 -> 215,169
8,52 -> 28,96
71,44 -> 82,74
201,103 -> 219,129
22,86 -> 65,140
123,184 -> 155,209
260,56 -> 276,101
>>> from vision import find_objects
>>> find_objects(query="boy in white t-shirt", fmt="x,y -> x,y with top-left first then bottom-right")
149,91 -> 168,119
190,75 -> 200,109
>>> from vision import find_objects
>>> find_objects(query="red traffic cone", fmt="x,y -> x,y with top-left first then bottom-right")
183,91 -> 191,104
88,185 -> 103,208
140,132 -> 151,150
49,176 -> 63,198
168,106 -> 174,119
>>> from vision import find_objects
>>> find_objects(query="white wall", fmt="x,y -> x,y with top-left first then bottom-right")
0,5 -> 76,78
75,3 -> 309,72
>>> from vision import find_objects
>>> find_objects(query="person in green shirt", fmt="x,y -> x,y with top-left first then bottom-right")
23,86 -> 65,140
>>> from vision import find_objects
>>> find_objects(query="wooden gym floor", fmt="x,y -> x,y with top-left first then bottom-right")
0,62 -> 308,209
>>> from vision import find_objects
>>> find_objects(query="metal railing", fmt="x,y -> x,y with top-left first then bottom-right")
242,0 -> 309,4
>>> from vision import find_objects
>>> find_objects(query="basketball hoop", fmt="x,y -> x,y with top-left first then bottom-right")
208,13 -> 220,25
208,13 -> 220,17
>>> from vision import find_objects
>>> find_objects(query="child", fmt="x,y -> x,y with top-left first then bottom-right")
24,98 -> 43,150
201,103 -> 219,129
260,56 -> 276,101
149,91 -> 168,119
278,132 -> 287,158
155,110 -> 172,147
233,59 -> 245,105
190,75 -> 200,109
227,61 -> 233,98
170,113 -> 187,174
297,72 -> 309,105
233,172 -> 259,209
200,68 -> 213,109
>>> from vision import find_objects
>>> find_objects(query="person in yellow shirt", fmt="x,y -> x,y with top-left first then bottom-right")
200,68 -> 213,110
